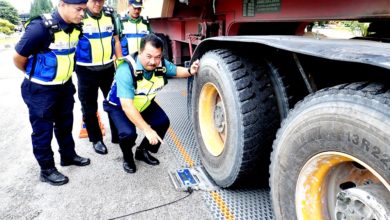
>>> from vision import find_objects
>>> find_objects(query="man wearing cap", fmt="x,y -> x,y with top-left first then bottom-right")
120,0 -> 152,56
75,0 -> 122,155
13,0 -> 90,186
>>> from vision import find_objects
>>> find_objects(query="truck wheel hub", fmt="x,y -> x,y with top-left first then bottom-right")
335,184 -> 390,220
295,152 -> 390,219
198,83 -> 226,156
214,101 -> 225,133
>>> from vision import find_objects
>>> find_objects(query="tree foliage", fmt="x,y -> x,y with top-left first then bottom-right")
0,1 -> 20,25
0,18 -> 15,35
30,0 -> 53,18
341,21 -> 370,37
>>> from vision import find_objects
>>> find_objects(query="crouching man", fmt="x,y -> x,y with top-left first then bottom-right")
103,33 -> 199,173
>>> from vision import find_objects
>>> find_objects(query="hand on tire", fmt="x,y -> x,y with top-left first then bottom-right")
189,59 -> 200,75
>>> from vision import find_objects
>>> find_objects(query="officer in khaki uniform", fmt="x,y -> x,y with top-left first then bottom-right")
75,0 -> 122,155
120,0 -> 152,56
13,0 -> 90,186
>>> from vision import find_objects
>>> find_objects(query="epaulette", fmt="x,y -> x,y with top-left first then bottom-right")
140,16 -> 149,25
24,13 -> 60,33
40,14 -> 60,33
120,13 -> 128,21
102,6 -> 115,17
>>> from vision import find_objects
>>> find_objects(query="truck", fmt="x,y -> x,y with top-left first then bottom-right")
117,0 -> 390,219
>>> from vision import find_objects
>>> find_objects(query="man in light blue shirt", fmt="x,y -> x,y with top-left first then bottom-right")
115,51 -> 177,99
104,33 -> 200,173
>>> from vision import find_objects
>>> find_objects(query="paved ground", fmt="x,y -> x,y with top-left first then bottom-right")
0,48 -> 214,220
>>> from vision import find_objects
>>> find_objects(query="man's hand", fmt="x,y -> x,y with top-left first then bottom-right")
189,59 -> 200,76
121,98 -> 164,145
175,59 -> 201,78
144,127 -> 164,145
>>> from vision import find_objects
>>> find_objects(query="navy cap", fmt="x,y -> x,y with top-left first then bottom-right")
63,0 -> 88,4
129,0 -> 143,8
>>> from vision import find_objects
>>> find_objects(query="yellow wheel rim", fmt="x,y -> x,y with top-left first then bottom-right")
296,152 -> 390,220
198,83 -> 226,156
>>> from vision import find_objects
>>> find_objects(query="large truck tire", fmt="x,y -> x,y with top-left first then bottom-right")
265,51 -> 310,119
192,49 -> 280,187
270,82 -> 390,220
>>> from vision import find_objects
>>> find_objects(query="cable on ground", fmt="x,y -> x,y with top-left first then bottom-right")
108,187 -> 194,220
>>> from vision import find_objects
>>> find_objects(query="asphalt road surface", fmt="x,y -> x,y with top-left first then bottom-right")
0,47 -> 214,219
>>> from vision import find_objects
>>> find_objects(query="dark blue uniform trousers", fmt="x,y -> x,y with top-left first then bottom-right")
76,64 -> 118,143
103,100 -> 170,153
21,78 -> 77,169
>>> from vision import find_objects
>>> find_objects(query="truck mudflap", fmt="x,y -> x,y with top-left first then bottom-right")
192,36 -> 390,70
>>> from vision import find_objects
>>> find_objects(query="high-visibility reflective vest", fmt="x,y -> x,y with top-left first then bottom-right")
107,55 -> 167,112
25,14 -> 81,85
76,7 -> 116,66
120,16 -> 150,56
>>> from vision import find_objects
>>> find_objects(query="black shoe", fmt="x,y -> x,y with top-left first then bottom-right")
135,148 -> 159,165
93,141 -> 107,154
123,160 -> 136,173
61,155 -> 91,166
40,168 -> 69,186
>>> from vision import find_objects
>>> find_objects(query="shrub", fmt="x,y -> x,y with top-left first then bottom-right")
0,18 -> 14,35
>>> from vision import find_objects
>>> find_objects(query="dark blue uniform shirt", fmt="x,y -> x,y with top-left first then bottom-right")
17,11 -> 80,169
15,10 -> 75,57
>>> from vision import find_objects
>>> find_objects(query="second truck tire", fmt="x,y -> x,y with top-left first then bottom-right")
270,82 -> 390,219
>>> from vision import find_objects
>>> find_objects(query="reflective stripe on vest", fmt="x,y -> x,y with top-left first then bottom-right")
133,73 -> 165,112
25,28 -> 80,85
107,56 -> 167,112
76,13 -> 114,66
121,20 -> 149,55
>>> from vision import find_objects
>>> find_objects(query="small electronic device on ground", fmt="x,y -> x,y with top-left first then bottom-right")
169,166 -> 218,191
